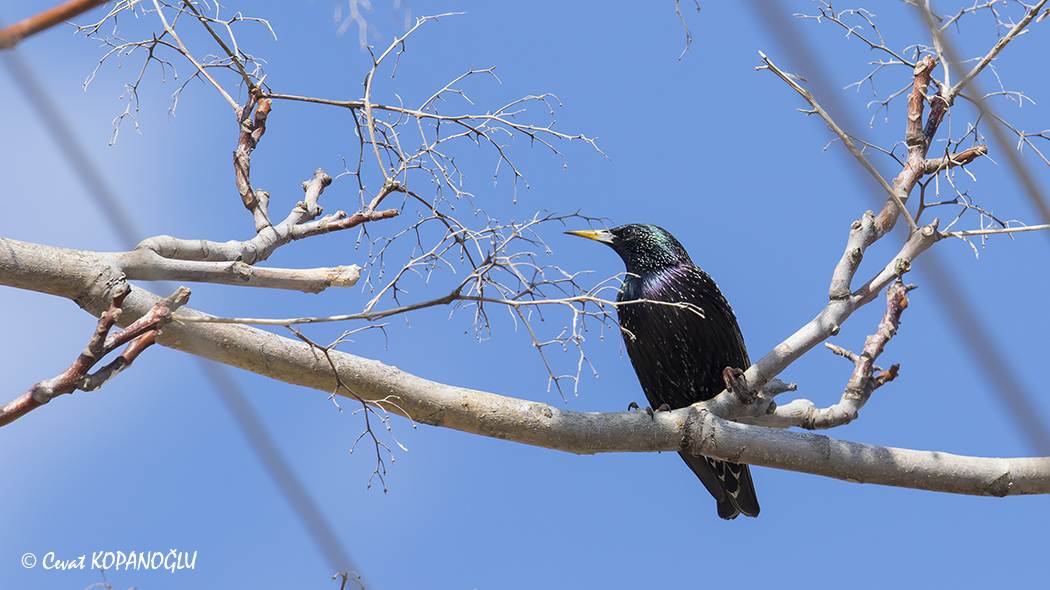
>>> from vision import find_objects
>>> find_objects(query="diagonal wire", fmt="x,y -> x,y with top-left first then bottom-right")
0,17 -> 361,579
747,0 -> 1050,454
0,36 -> 140,247
197,361 -> 357,576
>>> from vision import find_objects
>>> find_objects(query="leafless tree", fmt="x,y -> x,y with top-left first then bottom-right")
2,1 -> 1049,515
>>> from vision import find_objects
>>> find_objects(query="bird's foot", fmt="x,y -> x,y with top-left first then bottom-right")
723,367 -> 756,405
645,403 -> 671,420
627,401 -> 640,411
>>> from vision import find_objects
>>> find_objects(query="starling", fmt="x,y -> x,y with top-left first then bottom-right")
567,223 -> 760,519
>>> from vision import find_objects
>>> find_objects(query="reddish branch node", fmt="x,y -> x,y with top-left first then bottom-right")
235,88 -> 272,218
904,55 -> 938,150
875,53 -> 989,236
856,280 -> 914,382
231,92 -> 399,241
923,145 -> 989,174
876,364 -> 900,386
0,285 -> 191,427
812,279 -> 914,430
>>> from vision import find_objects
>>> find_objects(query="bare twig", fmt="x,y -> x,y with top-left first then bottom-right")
289,328 -> 405,492
73,1 -> 273,142
943,223 -> 1050,238
675,0 -> 701,59
758,51 -> 918,232
933,0 -> 1050,104
150,0 -> 237,109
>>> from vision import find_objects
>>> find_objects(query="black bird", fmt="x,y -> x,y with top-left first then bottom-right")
567,223 -> 759,519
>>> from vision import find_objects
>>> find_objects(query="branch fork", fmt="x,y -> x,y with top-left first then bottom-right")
0,284 -> 190,427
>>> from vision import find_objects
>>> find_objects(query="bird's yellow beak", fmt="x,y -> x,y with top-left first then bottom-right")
565,229 -> 614,244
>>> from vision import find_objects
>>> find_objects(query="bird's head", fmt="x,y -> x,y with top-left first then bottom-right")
565,223 -> 693,274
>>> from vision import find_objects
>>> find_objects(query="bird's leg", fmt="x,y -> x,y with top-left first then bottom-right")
723,367 -> 756,405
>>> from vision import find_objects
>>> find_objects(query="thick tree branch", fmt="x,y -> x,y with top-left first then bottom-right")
2,236 -> 1045,496
728,219 -> 941,424
114,288 -> 1050,497
119,249 -> 361,293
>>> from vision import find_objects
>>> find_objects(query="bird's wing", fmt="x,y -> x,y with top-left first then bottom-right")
619,269 -> 750,408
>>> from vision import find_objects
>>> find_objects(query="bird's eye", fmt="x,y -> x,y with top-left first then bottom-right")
621,226 -> 634,238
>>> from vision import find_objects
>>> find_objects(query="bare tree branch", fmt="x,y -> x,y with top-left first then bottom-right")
135,168 -> 395,268
120,250 -> 361,293
0,0 -> 108,49
0,283 -> 189,426
800,279 -> 911,430
3,220 -> 1044,496
921,0 -> 1050,104
757,51 -> 919,232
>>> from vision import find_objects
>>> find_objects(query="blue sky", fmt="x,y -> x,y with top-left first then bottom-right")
2,1 -> 1049,588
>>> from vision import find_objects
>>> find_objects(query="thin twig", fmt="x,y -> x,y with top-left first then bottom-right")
758,51 -> 918,232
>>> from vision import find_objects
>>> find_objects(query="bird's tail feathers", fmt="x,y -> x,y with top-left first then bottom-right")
677,452 -> 760,519
709,458 -> 760,520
